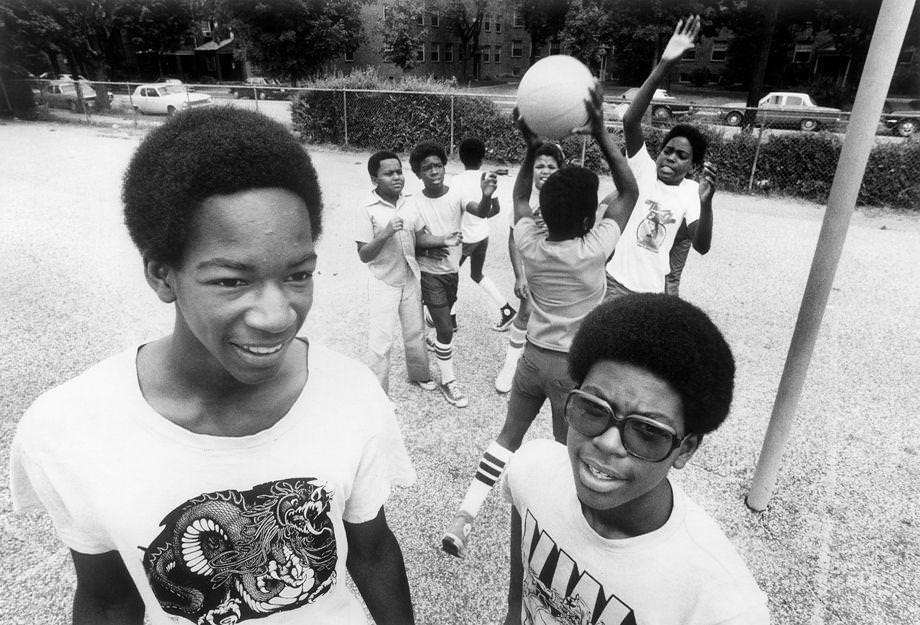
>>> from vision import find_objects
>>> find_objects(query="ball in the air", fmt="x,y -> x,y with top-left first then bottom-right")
517,55 -> 594,139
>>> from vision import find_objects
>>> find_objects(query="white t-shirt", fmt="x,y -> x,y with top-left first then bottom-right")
606,144 -> 701,293
513,217 -> 620,352
11,341 -> 416,625
452,169 -> 492,243
502,440 -> 770,625
410,186 -> 464,275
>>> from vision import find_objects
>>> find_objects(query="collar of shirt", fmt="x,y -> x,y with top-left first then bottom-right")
364,188 -> 411,209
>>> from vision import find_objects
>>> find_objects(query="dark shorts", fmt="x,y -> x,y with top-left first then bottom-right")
509,341 -> 576,443
420,271 -> 459,309
460,238 -> 489,281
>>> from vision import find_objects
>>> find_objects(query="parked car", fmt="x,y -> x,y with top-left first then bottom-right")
881,99 -> 920,137
130,84 -> 212,115
230,77 -> 290,100
40,80 -> 98,111
616,87 -> 694,121
154,77 -> 195,91
721,92 -> 842,131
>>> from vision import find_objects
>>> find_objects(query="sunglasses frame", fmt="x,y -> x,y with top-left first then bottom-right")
564,388 -> 689,463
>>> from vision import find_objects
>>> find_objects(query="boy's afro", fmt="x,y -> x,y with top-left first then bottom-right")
123,106 -> 322,264
409,140 -> 447,175
458,137 -> 485,167
534,141 -> 565,166
662,124 -> 708,166
539,166 -> 598,235
568,294 -> 735,435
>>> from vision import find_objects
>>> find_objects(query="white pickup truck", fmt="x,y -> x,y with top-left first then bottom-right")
721,92 -> 843,131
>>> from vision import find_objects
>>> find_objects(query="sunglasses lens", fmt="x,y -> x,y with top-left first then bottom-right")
566,393 -> 609,436
623,419 -> 675,461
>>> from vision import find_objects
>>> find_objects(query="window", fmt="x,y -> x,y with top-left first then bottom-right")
682,48 -> 696,61
493,45 -> 501,64
416,45 -> 425,63
550,40 -> 561,55
484,13 -> 491,32
710,41 -> 728,62
431,43 -> 440,62
679,73 -> 692,84
793,44 -> 811,64
786,95 -> 804,106
481,46 -> 491,63
431,11 -> 439,27
344,49 -> 355,62
200,20 -> 212,37
513,11 -> 524,28
495,15 -> 502,33
511,40 -> 523,58
445,43 -> 454,63
415,11 -> 424,26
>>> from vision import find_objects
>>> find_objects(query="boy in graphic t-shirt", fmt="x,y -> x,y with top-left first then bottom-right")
501,294 -> 770,625
605,16 -> 717,299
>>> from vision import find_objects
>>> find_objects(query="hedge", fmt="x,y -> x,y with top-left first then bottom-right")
291,82 -> 920,210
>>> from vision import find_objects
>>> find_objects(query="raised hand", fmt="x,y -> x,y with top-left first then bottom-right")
513,106 -> 541,148
480,171 -> 498,196
661,15 -> 701,64
574,79 -> 606,137
699,161 -> 717,203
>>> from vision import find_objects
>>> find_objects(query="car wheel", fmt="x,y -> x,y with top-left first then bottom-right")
167,105 -> 177,116
258,91 -> 267,100
725,111 -> 743,126
800,118 -> 818,131
132,105 -> 142,115
232,91 -> 241,99
895,119 -> 917,137
652,106 -> 672,121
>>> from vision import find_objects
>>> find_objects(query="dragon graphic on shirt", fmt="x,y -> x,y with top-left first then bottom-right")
142,478 -> 337,624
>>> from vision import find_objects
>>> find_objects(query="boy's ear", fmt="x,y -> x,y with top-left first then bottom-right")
672,433 -> 702,470
144,259 -> 177,304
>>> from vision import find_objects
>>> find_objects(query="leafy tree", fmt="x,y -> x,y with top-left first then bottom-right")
439,0 -> 487,83
216,0 -> 366,81
559,0 -> 614,76
380,0 -> 427,70
517,0 -> 568,64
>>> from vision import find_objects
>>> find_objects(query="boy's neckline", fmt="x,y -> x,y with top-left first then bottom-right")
578,478 -> 676,540
422,184 -> 449,198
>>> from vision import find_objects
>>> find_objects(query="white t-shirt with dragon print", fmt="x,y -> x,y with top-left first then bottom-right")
11,341 -> 415,625
605,144 -> 701,293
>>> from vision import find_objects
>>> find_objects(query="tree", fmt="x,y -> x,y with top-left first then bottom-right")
380,0 -> 427,70
559,0 -> 615,76
440,0 -> 487,83
518,0 -> 568,64
216,0 -> 366,81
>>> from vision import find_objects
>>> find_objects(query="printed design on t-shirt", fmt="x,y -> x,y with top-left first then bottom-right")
142,478 -> 337,625
520,509 -> 635,625
635,199 -> 676,253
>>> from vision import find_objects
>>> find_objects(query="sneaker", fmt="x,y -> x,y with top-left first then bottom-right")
424,306 -> 434,328
412,379 -> 437,391
493,304 -> 517,332
495,358 -> 517,393
441,511 -> 475,558
439,379 -> 469,408
451,313 -> 458,332
425,336 -> 437,352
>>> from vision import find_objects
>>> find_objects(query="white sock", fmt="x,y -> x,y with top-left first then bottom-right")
477,275 -> 507,309
435,340 -> 456,383
459,441 -> 514,518
507,324 -> 526,353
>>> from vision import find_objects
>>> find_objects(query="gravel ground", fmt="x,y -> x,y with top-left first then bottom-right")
1,118 -> 918,624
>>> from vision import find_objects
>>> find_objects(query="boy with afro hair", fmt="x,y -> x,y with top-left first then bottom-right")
605,16 -> 717,300
11,107 -> 417,625
501,293 -> 769,624
442,83 -> 639,557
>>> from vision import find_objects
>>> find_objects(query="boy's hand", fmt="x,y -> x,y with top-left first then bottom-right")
514,276 -> 529,300
513,107 -> 541,149
444,231 -> 463,247
699,162 -> 717,203
573,79 -> 606,137
480,171 -> 498,197
384,215 -> 404,235
661,15 -> 701,64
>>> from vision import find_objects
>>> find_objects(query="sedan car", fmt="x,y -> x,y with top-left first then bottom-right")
721,92 -> 842,131
881,99 -> 920,137
130,84 -> 212,115
230,77 -> 290,100
617,87 -> 694,121
40,80 -> 98,111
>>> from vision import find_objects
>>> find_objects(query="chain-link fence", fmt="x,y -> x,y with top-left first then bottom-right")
3,78 -> 918,208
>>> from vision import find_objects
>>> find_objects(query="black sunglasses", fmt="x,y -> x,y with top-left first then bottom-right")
564,389 -> 689,463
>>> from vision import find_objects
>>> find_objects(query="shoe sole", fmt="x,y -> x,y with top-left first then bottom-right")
441,534 -> 465,558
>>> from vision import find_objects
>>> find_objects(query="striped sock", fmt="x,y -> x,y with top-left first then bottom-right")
459,441 -> 514,518
508,324 -> 526,350
435,340 -> 456,383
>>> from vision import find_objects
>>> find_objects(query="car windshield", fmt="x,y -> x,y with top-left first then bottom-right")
161,85 -> 187,95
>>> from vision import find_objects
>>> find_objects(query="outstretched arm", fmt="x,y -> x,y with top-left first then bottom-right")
512,112 -> 541,226
583,82 -> 638,232
622,16 -> 700,157
688,162 -> 716,254
415,228 -> 461,249
465,172 -> 500,217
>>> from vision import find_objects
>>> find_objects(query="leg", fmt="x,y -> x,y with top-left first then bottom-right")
367,277 -> 401,393
544,350 -> 576,444
399,278 -> 433,386
422,273 -> 466,407
496,295 -> 531,392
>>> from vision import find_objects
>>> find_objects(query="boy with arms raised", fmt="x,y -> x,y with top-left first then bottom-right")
605,16 -> 717,299
11,108 -> 416,625
408,140 -> 498,408
357,150 -> 438,395
502,294 -> 770,624
442,85 -> 638,557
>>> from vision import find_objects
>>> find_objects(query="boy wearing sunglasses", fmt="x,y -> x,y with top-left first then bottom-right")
500,294 -> 769,624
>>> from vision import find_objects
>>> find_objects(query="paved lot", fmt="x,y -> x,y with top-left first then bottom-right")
0,119 -> 918,624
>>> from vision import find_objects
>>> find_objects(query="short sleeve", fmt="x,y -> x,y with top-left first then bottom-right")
354,204 -> 374,244
582,218 -> 621,259
512,217 -> 539,257
343,391 -> 417,524
627,143 -> 658,186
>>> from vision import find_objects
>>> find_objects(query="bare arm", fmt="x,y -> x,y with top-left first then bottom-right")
687,162 -> 716,254
622,16 -> 701,157
72,550 -> 144,625
415,228 -> 461,249
465,171 -> 500,217
503,507 -> 524,625
345,508 -> 415,625
508,228 -> 528,300
512,112 -> 541,226
356,215 -> 404,263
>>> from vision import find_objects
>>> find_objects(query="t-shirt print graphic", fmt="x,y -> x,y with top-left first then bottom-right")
635,199 -> 675,252
142,478 -> 337,624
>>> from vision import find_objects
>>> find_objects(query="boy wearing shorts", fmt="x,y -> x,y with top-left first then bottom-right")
408,140 -> 497,408
501,294 -> 770,624
356,150 -> 437,395
11,108 -> 416,625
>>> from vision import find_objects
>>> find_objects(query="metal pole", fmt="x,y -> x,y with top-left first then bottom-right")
580,135 -> 587,166
343,89 -> 349,145
747,119 -> 766,192
450,95 -> 455,156
0,75 -> 13,115
746,0 -> 916,512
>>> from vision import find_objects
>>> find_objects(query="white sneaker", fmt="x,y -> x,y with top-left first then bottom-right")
439,379 -> 468,408
412,379 -> 437,391
495,358 -> 517,393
